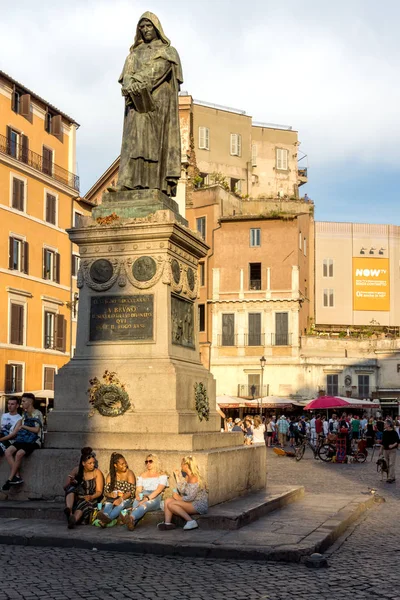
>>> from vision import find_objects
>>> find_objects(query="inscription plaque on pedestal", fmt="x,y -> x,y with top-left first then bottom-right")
90,294 -> 153,342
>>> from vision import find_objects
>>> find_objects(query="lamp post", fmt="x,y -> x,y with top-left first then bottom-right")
260,355 -> 266,416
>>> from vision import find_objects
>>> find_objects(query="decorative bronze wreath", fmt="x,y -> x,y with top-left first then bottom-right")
88,371 -> 132,417
194,382 -> 210,422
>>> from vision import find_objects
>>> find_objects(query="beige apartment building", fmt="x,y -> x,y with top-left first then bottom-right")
0,70 -> 92,409
315,222 -> 400,328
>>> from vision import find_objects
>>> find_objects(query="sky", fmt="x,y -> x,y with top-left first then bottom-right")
1,0 -> 399,224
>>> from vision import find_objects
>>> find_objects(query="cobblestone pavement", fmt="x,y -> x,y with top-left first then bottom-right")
0,451 -> 399,600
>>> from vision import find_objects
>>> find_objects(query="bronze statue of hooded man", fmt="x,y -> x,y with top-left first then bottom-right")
110,12 -> 183,198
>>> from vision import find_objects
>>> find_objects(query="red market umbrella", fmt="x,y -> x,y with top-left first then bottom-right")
304,396 -> 350,411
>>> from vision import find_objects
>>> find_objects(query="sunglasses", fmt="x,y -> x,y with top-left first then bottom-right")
145,459 -> 153,464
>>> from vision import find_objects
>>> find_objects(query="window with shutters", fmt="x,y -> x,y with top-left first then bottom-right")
7,128 -> 20,158
250,228 -> 261,247
72,254 -> 80,277
10,303 -> 24,346
276,148 -> 288,171
45,193 -> 57,225
7,128 -> 29,163
323,288 -> 334,307
12,89 -> 22,113
11,177 -> 25,211
221,313 -> 235,346
43,367 -> 56,391
44,312 -> 66,351
274,312 -> 289,346
42,146 -> 53,176
196,217 -> 206,240
249,263 -> 262,290
198,127 -> 210,150
11,89 -> 31,119
45,112 -> 53,134
358,375 -> 370,398
323,259 -> 334,277
198,304 -> 205,332
5,363 -> 23,393
230,133 -> 242,157
43,248 -> 60,283
248,374 -> 261,397
251,144 -> 257,167
199,262 -> 205,286
9,236 -> 29,273
44,311 -> 55,349
327,374 -> 339,396
248,313 -> 262,346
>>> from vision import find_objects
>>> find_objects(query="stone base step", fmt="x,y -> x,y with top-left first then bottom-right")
0,485 -> 304,530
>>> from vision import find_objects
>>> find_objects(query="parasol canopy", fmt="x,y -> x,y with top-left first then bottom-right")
304,396 -> 350,410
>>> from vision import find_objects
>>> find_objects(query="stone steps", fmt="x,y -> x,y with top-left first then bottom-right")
0,485 -> 304,530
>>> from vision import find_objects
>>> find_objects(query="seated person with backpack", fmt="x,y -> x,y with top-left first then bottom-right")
2,393 -> 43,491
0,397 -> 22,456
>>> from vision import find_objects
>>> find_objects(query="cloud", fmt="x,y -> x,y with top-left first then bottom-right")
1,0 -> 399,197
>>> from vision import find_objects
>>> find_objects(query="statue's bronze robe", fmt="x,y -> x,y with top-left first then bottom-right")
117,13 -> 183,197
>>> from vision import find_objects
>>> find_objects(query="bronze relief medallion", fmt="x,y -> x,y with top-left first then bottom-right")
132,256 -> 157,281
171,259 -> 181,284
187,267 -> 195,291
90,259 -> 113,284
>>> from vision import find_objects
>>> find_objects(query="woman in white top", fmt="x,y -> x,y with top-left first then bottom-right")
122,453 -> 168,531
252,415 -> 266,444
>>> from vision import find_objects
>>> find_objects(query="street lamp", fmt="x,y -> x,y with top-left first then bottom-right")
260,355 -> 266,415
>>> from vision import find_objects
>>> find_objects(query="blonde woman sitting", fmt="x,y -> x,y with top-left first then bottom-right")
122,453 -> 168,531
158,455 -> 208,531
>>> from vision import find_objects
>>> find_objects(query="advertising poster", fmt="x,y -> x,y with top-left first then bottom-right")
353,257 -> 390,311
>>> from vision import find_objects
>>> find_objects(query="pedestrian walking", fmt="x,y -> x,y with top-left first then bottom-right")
380,419 -> 399,483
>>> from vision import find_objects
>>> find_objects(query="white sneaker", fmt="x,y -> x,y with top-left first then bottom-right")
183,519 -> 198,530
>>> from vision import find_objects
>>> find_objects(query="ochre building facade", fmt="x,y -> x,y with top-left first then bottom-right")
0,70 -> 92,409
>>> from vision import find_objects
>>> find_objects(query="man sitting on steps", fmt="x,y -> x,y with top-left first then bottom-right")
0,397 -> 22,457
2,393 -> 43,491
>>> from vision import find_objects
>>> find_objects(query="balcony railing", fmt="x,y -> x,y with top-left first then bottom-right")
0,133 -> 80,191
218,333 -> 238,347
238,384 -> 269,398
244,333 -> 265,347
271,333 -> 292,346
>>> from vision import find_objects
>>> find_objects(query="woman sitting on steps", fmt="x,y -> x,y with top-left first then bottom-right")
158,455 -> 208,531
122,453 -> 168,531
95,453 -> 136,527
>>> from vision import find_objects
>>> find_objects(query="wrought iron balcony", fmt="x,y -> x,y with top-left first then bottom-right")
217,333 -> 238,347
244,333 -> 265,347
271,333 -> 292,346
0,133 -> 79,191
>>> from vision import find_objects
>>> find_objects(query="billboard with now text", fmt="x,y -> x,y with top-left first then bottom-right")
353,257 -> 390,311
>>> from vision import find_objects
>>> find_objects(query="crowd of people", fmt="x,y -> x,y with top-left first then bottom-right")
224,411 -> 399,481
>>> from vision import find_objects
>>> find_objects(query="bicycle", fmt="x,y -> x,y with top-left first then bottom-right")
295,434 -> 335,462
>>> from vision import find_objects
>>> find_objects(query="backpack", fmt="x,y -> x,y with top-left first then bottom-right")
13,416 -> 41,445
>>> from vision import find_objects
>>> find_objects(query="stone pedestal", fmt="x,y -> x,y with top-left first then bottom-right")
45,191 -> 266,506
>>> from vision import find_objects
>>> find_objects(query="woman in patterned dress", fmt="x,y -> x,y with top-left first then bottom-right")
63,447 -> 104,529
96,453 -> 136,527
158,455 -> 208,531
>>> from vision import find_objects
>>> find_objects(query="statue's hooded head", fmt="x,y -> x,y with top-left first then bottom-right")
132,12 -> 170,49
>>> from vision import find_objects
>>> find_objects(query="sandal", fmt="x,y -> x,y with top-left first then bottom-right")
97,511 -> 112,525
126,516 -> 136,531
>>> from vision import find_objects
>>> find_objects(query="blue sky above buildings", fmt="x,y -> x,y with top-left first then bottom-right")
1,0 -> 398,225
